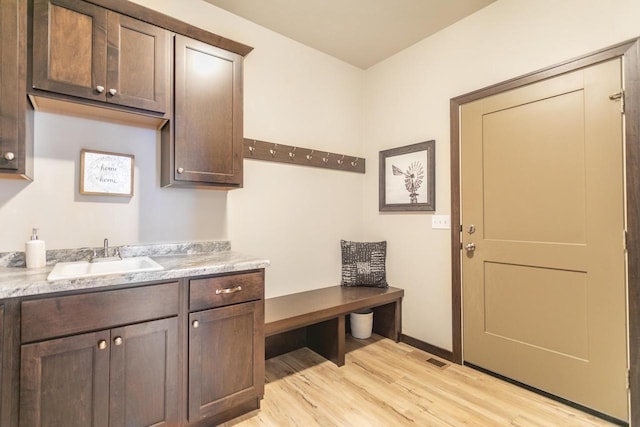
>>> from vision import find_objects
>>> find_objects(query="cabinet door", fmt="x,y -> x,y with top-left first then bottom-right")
0,0 -> 19,171
106,12 -> 169,113
188,300 -> 264,421
0,304 -> 3,423
174,35 -> 244,186
19,330 -> 110,427
32,0 -> 107,101
109,317 -> 178,427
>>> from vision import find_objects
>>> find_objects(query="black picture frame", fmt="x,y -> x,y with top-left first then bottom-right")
379,140 -> 435,212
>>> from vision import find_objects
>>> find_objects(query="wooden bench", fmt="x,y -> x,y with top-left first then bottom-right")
265,286 -> 404,366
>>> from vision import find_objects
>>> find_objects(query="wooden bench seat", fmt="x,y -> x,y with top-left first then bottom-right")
265,286 -> 404,366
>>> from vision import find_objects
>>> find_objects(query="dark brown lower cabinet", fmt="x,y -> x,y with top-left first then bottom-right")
0,304 -> 4,423
19,317 -> 178,427
188,301 -> 264,422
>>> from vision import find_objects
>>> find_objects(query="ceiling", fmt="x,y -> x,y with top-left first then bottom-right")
203,0 -> 496,69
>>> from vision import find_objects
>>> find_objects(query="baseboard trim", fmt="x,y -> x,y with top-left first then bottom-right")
400,334 -> 455,362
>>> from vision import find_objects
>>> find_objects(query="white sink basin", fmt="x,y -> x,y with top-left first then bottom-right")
47,256 -> 164,281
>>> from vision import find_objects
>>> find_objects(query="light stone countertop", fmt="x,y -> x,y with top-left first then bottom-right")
0,241 -> 270,299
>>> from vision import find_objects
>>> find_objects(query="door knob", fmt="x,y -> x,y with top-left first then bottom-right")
96,85 -> 105,93
3,152 -> 15,161
114,336 -> 123,346
192,320 -> 199,329
108,88 -> 117,96
97,340 -> 107,350
465,242 -> 476,252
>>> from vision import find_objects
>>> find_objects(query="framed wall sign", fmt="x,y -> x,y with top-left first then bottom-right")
80,149 -> 134,197
379,140 -> 435,212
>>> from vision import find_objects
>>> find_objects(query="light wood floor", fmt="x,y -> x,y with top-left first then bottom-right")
222,335 -> 618,427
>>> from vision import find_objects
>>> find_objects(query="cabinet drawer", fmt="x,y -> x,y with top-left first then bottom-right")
190,271 -> 263,311
21,282 -> 180,343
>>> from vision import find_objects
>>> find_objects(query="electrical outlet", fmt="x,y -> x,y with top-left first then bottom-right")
432,215 -> 450,230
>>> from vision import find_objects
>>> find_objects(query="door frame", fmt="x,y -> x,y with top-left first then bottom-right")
450,39 -> 640,424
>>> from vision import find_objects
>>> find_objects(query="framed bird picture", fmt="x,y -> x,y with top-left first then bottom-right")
379,140 -> 435,212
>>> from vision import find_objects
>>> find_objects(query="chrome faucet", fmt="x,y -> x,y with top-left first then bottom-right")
90,238 -> 122,262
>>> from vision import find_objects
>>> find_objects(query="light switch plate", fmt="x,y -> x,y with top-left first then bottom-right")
432,215 -> 450,229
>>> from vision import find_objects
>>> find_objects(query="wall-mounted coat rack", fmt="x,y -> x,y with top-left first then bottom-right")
243,138 -> 366,174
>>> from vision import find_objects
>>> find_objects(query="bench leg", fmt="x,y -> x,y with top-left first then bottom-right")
307,315 -> 345,367
372,300 -> 402,342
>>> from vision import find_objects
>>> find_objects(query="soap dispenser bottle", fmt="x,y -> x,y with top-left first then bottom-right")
25,228 -> 46,269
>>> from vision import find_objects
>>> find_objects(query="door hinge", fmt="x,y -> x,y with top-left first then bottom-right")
627,369 -> 631,390
609,91 -> 625,114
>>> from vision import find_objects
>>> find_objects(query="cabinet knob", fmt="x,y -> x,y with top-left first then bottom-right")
96,85 -> 105,93
192,320 -> 199,329
3,152 -> 15,161
98,340 -> 107,350
114,336 -> 123,346
108,88 -> 117,96
177,167 -> 184,174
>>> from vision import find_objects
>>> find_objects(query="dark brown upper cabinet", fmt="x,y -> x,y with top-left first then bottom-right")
31,0 -> 170,114
0,0 -> 32,179
22,0 -> 252,186
161,35 -> 244,188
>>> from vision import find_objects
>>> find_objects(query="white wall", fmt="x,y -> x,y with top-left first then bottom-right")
363,0 -> 640,350
4,0 -> 637,349
0,0 -> 365,300
0,113 -> 227,251
126,0 -> 366,297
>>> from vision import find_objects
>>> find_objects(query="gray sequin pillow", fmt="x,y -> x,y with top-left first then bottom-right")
341,240 -> 388,287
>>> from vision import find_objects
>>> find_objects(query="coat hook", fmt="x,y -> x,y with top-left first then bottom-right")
249,140 -> 256,155
270,143 -> 278,158
322,152 -> 330,164
337,155 -> 345,166
289,146 -> 296,160
306,149 -> 314,161
351,157 -> 359,167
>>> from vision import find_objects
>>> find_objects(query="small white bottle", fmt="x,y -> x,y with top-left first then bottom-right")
25,228 -> 46,269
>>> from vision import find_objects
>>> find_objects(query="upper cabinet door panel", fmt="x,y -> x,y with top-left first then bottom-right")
32,0 -> 170,114
32,0 -> 107,101
0,0 -> 19,172
174,35 -> 243,186
106,12 -> 169,113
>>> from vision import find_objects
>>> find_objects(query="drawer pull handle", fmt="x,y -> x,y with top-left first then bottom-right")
98,340 -> 107,350
215,285 -> 242,295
